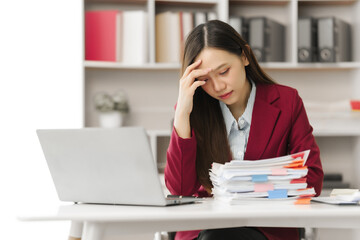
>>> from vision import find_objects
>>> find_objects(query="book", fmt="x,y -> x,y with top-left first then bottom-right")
181,12 -> 194,43
156,11 -> 181,63
85,10 -> 122,62
194,11 -> 206,27
207,12 -> 217,21
180,12 -> 193,58
122,11 -> 148,64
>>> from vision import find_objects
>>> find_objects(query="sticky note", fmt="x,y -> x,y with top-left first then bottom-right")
290,177 -> 307,184
291,152 -> 305,159
295,198 -> 311,205
291,159 -> 304,165
284,162 -> 303,168
268,189 -> 288,199
252,175 -> 268,182
254,183 -> 274,192
271,168 -> 288,175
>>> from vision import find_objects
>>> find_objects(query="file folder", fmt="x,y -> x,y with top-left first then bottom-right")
248,17 -> 285,62
229,16 -> 248,42
298,17 -> 318,62
318,17 -> 351,62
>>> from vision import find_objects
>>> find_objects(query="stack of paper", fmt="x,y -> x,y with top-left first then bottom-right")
210,150 -> 316,204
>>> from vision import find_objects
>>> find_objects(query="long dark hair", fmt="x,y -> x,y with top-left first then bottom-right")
182,20 -> 276,192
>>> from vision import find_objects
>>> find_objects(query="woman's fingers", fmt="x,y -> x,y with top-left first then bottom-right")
176,60 -> 210,116
182,59 -> 202,78
190,80 -> 206,92
181,68 -> 212,87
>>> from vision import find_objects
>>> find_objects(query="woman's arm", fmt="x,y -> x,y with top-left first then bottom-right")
165,128 -> 201,196
165,60 -> 210,196
288,89 -> 324,196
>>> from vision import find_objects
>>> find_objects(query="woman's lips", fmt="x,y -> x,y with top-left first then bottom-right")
219,91 -> 233,100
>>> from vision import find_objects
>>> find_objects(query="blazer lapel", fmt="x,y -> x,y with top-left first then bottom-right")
245,84 -> 280,160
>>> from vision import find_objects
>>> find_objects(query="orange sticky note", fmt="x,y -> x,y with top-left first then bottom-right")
254,183 -> 274,192
290,177 -> 307,184
291,159 -> 304,164
284,163 -> 303,168
294,198 -> 311,205
291,153 -> 305,159
271,168 -> 288,175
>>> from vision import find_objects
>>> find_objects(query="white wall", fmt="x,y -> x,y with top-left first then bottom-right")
0,1 -> 83,239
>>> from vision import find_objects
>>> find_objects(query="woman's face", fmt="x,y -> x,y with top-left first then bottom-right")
194,47 -> 250,108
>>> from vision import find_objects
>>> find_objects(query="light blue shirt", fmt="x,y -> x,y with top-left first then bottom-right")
219,81 -> 256,160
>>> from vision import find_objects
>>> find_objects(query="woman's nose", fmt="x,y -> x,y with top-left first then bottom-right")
212,78 -> 226,92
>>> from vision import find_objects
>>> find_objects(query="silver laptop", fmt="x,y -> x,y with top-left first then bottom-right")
36,127 -> 196,206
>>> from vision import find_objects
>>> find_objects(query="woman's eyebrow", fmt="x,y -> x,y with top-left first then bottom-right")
197,63 -> 228,79
214,63 -> 228,71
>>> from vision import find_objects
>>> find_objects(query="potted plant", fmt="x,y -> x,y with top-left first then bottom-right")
94,90 -> 129,128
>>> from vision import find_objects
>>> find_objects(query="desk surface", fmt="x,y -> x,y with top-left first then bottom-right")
19,199 -> 360,233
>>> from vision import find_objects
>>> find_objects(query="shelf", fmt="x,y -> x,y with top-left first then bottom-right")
85,61 -> 360,70
156,0 -> 218,5
84,61 -> 181,70
229,0 -> 291,5
298,0 -> 357,6
313,129 -> 360,137
262,62 -> 360,70
147,129 -> 171,137
310,111 -> 360,136
85,0 -> 147,4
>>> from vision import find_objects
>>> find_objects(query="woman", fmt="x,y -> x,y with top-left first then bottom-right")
165,20 -> 323,240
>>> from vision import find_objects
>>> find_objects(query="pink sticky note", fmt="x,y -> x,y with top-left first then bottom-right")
271,168 -> 288,175
254,183 -> 274,192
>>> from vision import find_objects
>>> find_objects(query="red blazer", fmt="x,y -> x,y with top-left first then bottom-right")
165,83 -> 324,240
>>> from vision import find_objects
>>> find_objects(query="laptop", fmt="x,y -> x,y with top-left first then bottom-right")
36,127 -> 196,206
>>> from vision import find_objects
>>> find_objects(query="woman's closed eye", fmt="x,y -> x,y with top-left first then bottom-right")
220,68 -> 229,75
197,78 -> 208,82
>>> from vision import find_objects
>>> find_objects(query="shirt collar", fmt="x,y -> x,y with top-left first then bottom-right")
220,80 -> 256,136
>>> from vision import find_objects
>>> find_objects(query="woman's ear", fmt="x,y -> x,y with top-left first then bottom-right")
242,52 -> 250,66
242,45 -> 251,66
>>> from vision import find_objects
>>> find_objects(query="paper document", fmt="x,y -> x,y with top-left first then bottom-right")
210,150 -> 315,204
312,189 -> 360,205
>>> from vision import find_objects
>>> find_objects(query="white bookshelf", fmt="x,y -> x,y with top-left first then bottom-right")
84,61 -> 182,70
85,60 -> 360,70
84,1 -> 360,238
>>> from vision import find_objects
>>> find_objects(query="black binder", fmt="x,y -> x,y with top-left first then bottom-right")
248,17 -> 285,62
298,17 -> 318,62
318,17 -> 351,62
229,16 -> 248,42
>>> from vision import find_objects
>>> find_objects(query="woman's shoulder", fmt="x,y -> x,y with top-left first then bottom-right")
257,83 -> 299,100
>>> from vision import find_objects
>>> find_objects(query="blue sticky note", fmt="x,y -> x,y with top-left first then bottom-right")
252,174 -> 268,182
268,189 -> 288,199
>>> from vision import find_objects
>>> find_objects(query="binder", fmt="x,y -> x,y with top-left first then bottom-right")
155,11 -> 181,63
122,11 -> 148,64
318,17 -> 351,62
85,10 -> 122,62
229,16 -> 248,41
298,17 -> 318,62
248,17 -> 285,62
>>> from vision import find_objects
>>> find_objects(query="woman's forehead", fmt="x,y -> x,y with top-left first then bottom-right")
195,48 -> 238,68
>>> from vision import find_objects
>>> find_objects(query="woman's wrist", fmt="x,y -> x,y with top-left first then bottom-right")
174,112 -> 191,139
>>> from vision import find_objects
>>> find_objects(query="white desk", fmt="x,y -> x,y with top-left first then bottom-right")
19,199 -> 360,240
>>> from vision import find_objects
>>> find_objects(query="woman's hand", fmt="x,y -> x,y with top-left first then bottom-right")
174,59 -> 211,138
